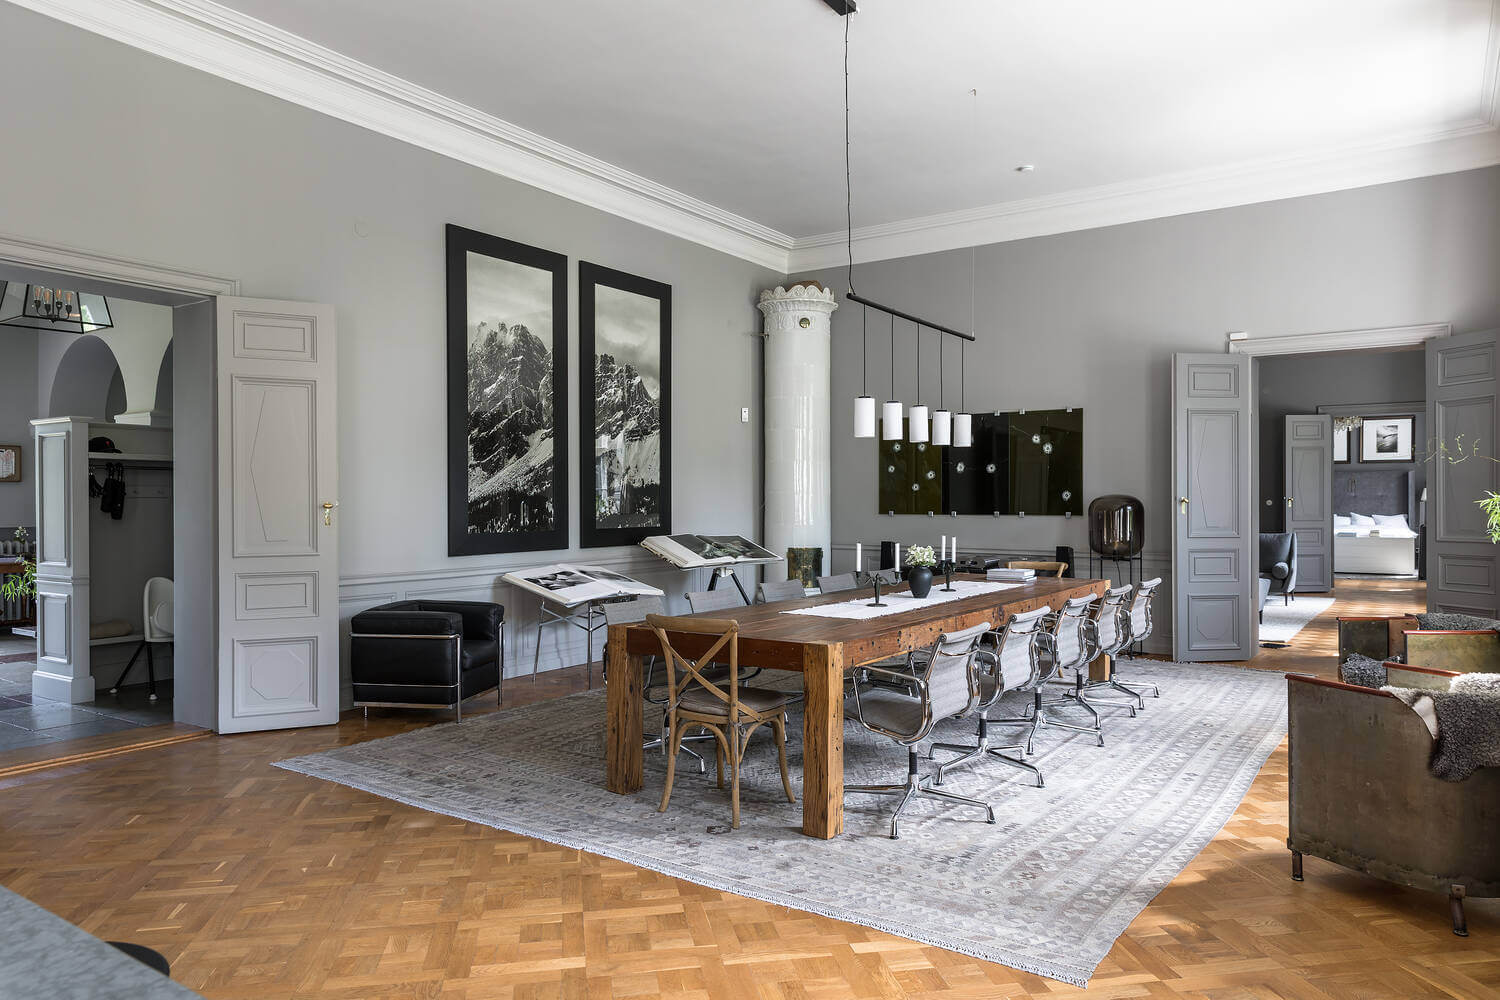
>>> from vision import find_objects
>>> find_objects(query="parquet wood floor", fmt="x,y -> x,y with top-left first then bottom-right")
0,580 -> 1495,999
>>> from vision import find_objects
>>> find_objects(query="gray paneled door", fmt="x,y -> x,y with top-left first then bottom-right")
1172,354 -> 1256,661
1426,329 -> 1500,616
216,296 -> 340,734
1284,414 -> 1333,592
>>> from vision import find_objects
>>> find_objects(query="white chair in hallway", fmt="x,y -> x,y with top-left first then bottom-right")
108,576 -> 173,702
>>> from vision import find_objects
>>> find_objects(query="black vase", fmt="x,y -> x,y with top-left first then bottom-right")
907,565 -> 934,599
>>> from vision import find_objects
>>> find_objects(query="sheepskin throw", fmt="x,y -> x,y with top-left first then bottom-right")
1340,653 -> 1387,689
1383,672 -> 1500,781
1415,612 -> 1500,632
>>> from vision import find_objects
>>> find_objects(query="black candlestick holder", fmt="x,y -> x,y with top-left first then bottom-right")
867,573 -> 887,607
938,559 -> 957,592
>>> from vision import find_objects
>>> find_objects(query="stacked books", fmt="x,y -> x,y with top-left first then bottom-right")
987,567 -> 1036,582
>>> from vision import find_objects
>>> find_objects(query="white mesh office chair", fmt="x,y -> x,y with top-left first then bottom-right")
756,579 -> 805,604
929,605 -> 1051,788
991,594 -> 1105,750
816,573 -> 858,594
1075,584 -> 1141,713
107,576 -> 173,702
845,621 -> 997,839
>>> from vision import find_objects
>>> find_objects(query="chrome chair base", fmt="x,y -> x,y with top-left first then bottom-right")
992,689 -> 1105,751
928,717 -> 1045,788
845,748 -> 995,840
1077,677 -> 1155,711
645,724 -> 716,775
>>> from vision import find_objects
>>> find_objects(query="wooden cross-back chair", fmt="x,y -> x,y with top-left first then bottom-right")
646,614 -> 795,829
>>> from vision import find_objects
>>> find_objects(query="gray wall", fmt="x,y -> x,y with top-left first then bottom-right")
0,330 -> 38,530
0,4 -> 779,693
793,167 -> 1500,647
1256,350 -> 1426,533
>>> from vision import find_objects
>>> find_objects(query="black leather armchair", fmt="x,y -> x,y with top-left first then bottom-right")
350,600 -> 503,720
1258,531 -> 1299,604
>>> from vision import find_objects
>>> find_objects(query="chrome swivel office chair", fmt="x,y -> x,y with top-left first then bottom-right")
929,605 -> 1051,788
992,594 -> 1105,750
756,579 -> 806,604
686,588 -> 745,613
1075,584 -> 1142,713
845,621 -> 997,839
815,573 -> 858,594
1116,577 -> 1163,699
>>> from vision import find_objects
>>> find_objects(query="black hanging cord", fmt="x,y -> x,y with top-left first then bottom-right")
938,329 -> 944,409
889,312 -> 895,400
861,305 -> 868,395
843,11 -> 855,295
915,322 -> 921,405
960,339 -> 966,411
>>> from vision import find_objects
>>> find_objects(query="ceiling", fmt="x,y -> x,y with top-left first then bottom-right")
14,0 -> 1500,269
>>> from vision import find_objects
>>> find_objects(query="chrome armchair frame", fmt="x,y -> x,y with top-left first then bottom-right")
1115,577 -> 1163,699
350,631 -> 500,723
991,594 -> 1106,749
1073,584 -> 1142,713
929,605 -> 1052,788
845,623 -> 997,839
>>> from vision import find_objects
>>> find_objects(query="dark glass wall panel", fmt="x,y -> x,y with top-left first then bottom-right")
944,412 -> 1010,514
1010,409 -> 1083,515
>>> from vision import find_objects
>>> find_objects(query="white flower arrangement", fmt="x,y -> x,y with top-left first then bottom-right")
904,544 -> 937,568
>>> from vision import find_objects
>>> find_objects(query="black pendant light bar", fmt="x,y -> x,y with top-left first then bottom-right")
844,291 -> 975,343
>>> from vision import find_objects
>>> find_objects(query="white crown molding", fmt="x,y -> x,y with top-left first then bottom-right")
788,121 -> 1500,271
8,0 -> 796,272
0,231 -> 239,297
12,0 -> 1500,278
1227,322 -> 1451,357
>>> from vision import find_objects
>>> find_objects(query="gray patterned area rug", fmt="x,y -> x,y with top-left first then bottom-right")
277,658 -> 1286,987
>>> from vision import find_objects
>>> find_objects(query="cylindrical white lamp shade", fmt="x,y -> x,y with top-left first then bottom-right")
854,395 -> 876,438
882,400 -> 903,440
931,409 -> 952,446
908,405 -> 929,443
953,412 -> 973,448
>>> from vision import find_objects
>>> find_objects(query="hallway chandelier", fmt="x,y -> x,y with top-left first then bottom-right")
1332,415 -> 1364,433
834,5 -> 973,445
0,282 -> 113,334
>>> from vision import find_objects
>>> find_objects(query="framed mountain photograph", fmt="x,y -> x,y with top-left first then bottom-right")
578,262 -> 670,548
446,224 -> 568,555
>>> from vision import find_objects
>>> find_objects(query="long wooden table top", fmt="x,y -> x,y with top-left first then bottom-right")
619,574 -> 1107,671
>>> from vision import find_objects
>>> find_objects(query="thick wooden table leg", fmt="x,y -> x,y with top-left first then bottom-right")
606,626 -> 643,794
801,644 -> 845,839
1090,652 -> 1113,682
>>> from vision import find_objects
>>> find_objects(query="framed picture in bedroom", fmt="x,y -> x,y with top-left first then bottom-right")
1360,414 -> 1414,463
1332,427 -> 1350,464
578,261 -> 671,548
0,444 -> 19,483
446,224 -> 568,555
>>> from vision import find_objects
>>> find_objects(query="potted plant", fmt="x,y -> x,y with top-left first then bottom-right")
1,526 -> 35,607
904,544 -> 937,599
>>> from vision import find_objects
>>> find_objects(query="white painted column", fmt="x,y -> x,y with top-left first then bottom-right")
30,416 -> 94,703
758,284 -> 837,584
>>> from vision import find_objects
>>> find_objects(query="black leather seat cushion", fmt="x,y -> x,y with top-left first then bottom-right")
461,638 -> 498,673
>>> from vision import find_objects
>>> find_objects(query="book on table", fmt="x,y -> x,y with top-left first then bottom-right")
987,567 -> 1036,582
640,533 -> 782,569
502,564 -> 664,607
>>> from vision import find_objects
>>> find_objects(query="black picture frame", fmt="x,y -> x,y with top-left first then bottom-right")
1360,414 -> 1415,463
446,224 -> 568,555
1333,426 -> 1351,465
578,261 -> 671,548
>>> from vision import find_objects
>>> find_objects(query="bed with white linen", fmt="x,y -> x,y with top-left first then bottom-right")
1334,513 -> 1417,576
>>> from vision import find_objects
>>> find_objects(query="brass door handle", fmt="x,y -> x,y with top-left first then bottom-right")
1286,497 -> 1294,508
322,501 -> 338,526
1179,496 -> 1189,514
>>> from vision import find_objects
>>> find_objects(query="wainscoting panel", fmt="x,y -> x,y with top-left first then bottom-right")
336,550 -> 728,711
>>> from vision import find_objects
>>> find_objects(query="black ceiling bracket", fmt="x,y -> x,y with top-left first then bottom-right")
821,0 -> 857,15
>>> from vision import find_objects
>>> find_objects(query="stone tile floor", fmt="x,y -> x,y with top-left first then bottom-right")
0,632 -> 173,752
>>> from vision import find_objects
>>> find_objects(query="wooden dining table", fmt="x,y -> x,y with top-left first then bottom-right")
605,574 -> 1110,839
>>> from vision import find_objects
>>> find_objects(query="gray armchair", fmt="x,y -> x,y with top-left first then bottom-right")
1259,531 -> 1299,603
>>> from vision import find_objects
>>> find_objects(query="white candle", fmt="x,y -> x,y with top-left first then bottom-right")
952,536 -> 958,561
940,535 -> 947,561
895,542 -> 901,569
855,542 -> 862,573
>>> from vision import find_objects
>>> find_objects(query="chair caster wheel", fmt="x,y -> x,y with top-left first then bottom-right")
986,811 -> 996,824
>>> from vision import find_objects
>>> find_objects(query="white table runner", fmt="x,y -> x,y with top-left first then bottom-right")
781,580 -> 1021,620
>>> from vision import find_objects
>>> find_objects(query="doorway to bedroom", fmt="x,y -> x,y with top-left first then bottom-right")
1251,346 -> 1428,663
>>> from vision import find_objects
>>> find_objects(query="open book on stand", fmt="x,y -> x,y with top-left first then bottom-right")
641,534 -> 782,569
502,564 -> 664,607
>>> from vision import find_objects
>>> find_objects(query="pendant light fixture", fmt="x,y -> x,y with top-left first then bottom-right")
881,312 -> 902,440
853,302 -> 875,437
908,321 -> 929,444
931,326 -> 952,446
0,282 -> 113,334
